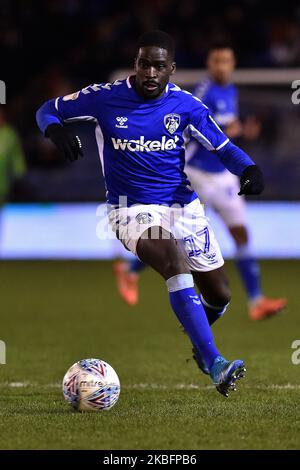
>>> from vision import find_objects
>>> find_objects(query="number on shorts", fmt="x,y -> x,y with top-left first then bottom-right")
183,227 -> 210,258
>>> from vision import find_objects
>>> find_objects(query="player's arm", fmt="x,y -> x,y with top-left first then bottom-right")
36,85 -> 100,161
222,87 -> 243,139
224,88 -> 261,141
189,102 -> 264,195
193,84 -> 245,145
225,117 -> 261,141
224,119 -> 243,139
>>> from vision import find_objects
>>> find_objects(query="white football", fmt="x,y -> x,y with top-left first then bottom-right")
62,358 -> 120,411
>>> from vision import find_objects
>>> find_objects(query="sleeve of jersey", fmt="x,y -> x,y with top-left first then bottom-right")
36,89 -> 99,134
217,141 -> 254,176
233,86 -> 239,118
189,106 -> 254,175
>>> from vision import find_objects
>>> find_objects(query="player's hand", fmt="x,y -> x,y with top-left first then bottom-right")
238,165 -> 264,195
46,123 -> 83,161
242,115 -> 261,141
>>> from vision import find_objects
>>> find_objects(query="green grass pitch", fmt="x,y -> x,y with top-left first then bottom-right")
0,260 -> 299,450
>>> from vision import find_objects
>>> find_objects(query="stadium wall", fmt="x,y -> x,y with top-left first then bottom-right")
1,202 -> 299,259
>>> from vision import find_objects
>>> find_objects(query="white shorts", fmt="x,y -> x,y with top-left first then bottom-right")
108,198 -> 224,272
185,166 -> 247,227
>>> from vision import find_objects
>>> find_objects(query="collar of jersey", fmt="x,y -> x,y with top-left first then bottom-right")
208,75 -> 232,89
126,75 -> 170,103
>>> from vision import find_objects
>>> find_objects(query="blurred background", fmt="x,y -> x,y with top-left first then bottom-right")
1,0 -> 300,258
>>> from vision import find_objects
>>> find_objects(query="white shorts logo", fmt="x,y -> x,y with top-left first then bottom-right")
164,113 -> 180,134
136,212 -> 154,224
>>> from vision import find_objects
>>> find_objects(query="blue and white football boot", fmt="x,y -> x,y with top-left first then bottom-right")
209,356 -> 246,397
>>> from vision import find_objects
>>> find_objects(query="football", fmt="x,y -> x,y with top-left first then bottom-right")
62,358 -> 120,411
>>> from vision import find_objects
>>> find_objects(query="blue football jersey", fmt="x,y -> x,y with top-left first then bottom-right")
187,78 -> 239,173
36,77 -> 233,206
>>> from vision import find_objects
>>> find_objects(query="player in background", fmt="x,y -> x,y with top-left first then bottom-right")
36,31 -> 265,396
0,107 -> 26,240
114,44 -> 287,321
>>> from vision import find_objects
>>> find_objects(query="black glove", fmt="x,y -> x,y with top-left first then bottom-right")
238,165 -> 264,195
46,123 -> 83,161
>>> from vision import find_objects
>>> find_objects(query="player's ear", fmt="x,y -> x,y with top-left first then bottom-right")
170,62 -> 176,75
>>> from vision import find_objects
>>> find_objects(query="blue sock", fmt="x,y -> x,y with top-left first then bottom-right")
128,258 -> 146,274
200,295 -> 229,326
167,274 -> 220,370
235,245 -> 262,301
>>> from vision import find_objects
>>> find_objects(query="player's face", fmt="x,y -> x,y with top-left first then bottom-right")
207,49 -> 235,84
134,46 -> 176,99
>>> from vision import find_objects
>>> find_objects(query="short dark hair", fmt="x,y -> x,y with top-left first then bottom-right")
136,30 -> 175,59
207,41 -> 235,56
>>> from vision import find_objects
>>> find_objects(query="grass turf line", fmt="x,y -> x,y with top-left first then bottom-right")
0,260 -> 299,449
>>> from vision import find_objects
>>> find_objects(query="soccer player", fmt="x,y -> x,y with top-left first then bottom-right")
185,44 -> 287,320
115,43 -> 287,321
36,31 -> 265,397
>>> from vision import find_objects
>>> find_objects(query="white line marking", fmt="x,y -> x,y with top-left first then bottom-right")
1,382 -> 300,390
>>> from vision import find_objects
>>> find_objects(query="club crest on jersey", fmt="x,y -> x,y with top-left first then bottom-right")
116,116 -> 128,129
164,113 -> 180,135
136,212 -> 154,224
